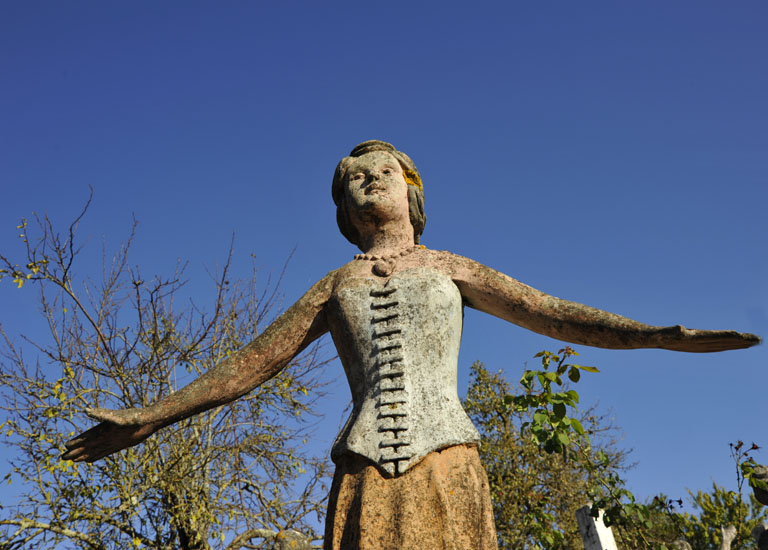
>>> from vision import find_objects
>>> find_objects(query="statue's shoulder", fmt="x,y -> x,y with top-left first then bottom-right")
415,249 -> 513,290
323,260 -> 375,290
416,248 -> 476,276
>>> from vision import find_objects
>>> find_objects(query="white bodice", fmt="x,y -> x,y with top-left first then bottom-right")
327,267 -> 480,477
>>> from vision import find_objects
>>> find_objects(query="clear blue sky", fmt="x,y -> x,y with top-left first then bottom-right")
2,1 -> 766,516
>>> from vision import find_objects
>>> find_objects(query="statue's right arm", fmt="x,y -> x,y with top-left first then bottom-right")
444,252 -> 760,353
62,271 -> 337,462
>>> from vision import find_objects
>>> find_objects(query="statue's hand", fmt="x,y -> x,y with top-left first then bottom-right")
659,325 -> 762,352
61,408 -> 160,463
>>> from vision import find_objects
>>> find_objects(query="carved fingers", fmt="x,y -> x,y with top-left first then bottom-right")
61,411 -> 159,463
660,326 -> 762,353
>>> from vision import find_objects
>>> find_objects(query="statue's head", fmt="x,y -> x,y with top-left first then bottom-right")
332,140 -> 426,247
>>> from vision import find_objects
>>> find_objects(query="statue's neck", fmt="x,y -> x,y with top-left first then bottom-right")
358,221 -> 414,257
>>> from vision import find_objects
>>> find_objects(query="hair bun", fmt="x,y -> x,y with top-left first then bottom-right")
349,140 -> 397,157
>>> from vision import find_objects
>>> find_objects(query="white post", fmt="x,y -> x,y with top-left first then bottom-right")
576,505 -> 619,550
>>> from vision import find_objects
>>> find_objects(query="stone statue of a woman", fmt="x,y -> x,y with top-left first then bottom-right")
63,140 -> 760,550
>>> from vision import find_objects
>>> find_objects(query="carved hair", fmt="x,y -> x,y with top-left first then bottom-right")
332,140 -> 426,247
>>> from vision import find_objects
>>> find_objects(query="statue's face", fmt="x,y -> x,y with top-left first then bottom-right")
344,151 -> 410,225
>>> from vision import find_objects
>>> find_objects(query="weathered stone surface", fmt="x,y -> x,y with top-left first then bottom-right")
327,267 -> 480,476
272,530 -> 311,550
575,505 -> 618,550
324,444 -> 496,550
720,525 -> 737,550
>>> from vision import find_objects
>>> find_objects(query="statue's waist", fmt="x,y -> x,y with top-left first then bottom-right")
331,385 -> 480,477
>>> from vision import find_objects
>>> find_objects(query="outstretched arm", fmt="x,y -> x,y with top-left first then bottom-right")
62,271 -> 337,462
447,253 -> 760,352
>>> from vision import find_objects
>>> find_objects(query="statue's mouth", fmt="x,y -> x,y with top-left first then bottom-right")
366,184 -> 387,195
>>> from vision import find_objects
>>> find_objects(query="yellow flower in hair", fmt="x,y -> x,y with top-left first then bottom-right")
403,169 -> 423,190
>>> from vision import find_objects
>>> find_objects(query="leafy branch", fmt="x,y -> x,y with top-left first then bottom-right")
506,347 -> 686,549
507,347 -> 597,455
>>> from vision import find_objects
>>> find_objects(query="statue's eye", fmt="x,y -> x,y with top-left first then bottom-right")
350,173 -> 364,181
382,169 -> 392,175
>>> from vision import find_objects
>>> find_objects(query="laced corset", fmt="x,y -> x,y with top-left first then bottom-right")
326,267 -> 481,477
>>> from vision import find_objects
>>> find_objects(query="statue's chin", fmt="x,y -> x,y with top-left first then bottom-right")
353,198 -> 404,220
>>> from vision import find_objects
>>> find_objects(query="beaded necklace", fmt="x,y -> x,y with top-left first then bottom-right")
354,246 -> 420,277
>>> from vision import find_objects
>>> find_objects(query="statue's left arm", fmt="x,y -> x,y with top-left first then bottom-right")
62,270 -> 336,462
447,253 -> 760,352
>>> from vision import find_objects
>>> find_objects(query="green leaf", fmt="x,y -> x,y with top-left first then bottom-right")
573,364 -> 600,373
570,418 -> 585,435
553,402 -> 566,420
549,393 -> 566,404
568,367 -> 581,383
522,370 -> 536,381
544,438 -> 561,453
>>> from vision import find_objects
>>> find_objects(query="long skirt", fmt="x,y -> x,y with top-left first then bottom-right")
323,444 -> 498,550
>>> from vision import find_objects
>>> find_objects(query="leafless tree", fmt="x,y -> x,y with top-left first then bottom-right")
0,194 -> 331,549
